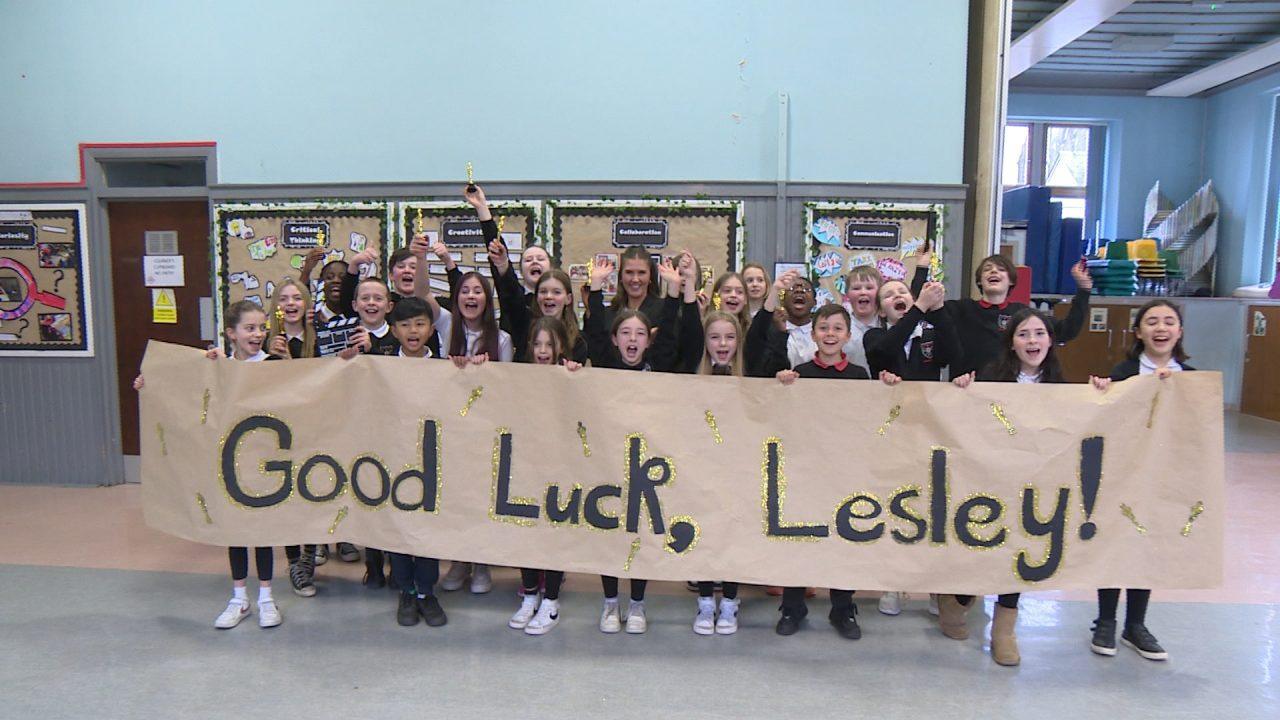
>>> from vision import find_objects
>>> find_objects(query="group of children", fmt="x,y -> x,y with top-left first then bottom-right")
134,185 -> 1194,666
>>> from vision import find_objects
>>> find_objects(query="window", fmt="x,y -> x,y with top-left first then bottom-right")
1002,121 -> 1105,233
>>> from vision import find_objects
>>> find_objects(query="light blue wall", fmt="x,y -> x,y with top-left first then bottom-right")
1007,92 -> 1206,240
0,0 -> 968,186
1203,69 -> 1280,293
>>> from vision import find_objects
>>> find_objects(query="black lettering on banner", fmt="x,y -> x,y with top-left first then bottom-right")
584,484 -> 622,530
889,487 -> 927,544
834,494 -> 885,542
221,415 -> 293,508
350,456 -> 391,507
1017,487 -> 1070,582
546,485 -> 583,524
762,438 -> 829,538
929,448 -> 949,544
493,431 -> 539,521
297,454 -> 346,502
954,495 -> 1007,548
391,419 -> 440,512
625,435 -> 671,534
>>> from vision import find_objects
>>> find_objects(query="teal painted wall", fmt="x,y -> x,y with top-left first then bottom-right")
0,0 -> 969,186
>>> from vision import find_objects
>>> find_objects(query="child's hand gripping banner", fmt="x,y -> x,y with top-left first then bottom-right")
139,341 -> 1223,594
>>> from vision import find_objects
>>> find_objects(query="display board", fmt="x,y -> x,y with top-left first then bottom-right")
0,204 -> 93,356
804,202 -> 945,308
548,200 -> 744,311
395,201 -> 543,300
213,202 -> 392,330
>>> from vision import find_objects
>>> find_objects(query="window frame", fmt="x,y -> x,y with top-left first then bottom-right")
1003,120 -> 1106,238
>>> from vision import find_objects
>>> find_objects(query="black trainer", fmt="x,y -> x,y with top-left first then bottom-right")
337,542 -> 360,562
363,562 -> 386,589
288,559 -> 317,598
829,606 -> 861,640
1121,624 -> 1168,661
397,592 -> 420,626
418,595 -> 448,627
1090,618 -> 1117,656
775,606 -> 806,636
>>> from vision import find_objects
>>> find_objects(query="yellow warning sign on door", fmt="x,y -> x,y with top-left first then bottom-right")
152,288 -> 177,324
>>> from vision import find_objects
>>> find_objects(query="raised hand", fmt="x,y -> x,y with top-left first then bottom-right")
879,370 -> 902,386
1071,258 -> 1093,291
463,184 -> 488,208
590,257 -> 615,291
409,233 -> 431,258
488,239 -> 510,275
951,371 -> 975,389
268,334 -> 290,358
917,281 -> 946,311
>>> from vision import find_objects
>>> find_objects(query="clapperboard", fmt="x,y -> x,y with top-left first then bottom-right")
315,316 -> 361,357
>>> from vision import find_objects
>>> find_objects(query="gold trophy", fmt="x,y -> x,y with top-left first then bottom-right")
465,162 -> 477,194
274,305 -> 285,336
415,207 -> 425,236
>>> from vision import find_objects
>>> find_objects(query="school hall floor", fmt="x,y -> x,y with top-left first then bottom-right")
2,411 -> 1277,720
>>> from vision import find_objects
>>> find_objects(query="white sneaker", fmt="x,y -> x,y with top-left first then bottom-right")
525,599 -> 561,636
509,595 -> 540,629
716,598 -> 740,635
214,598 -> 251,629
258,599 -> 282,628
440,561 -> 470,591
625,601 -> 647,634
879,591 -> 903,616
470,564 -> 492,594
928,593 -> 940,617
600,601 -> 622,633
694,597 -> 716,635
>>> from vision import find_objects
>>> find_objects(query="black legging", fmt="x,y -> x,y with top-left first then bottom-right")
1098,588 -> 1150,625
389,554 -> 439,596
520,568 -> 565,601
229,547 -> 273,581
601,576 -> 647,601
284,544 -> 316,562
956,593 -> 1020,609
698,581 -> 739,600
782,587 -> 853,613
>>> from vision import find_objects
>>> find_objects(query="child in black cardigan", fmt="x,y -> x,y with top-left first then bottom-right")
863,277 -> 960,382
1090,299 -> 1193,662
774,304 -> 902,640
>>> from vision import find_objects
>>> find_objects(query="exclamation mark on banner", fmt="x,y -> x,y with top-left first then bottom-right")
1078,436 -> 1104,540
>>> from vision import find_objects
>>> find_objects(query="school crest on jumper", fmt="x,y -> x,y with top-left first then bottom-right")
920,340 -> 935,361
998,313 -> 1012,330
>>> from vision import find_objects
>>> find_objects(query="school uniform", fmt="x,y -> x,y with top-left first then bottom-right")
227,349 -> 277,581
779,353 -> 864,634
863,305 -> 962,381
758,316 -> 815,377
910,267 -> 1090,375
842,315 -> 879,376
584,290 -> 678,371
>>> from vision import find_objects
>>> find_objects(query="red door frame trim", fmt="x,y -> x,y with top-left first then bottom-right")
0,141 -> 217,188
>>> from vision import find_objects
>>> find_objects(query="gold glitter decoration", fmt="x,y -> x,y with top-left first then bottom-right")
328,506 -> 348,534
928,251 -> 945,283
990,403 -> 1016,435
1181,500 -> 1205,537
711,292 -> 722,311
623,537 -> 641,571
1119,503 -> 1147,535
624,432 -> 676,534
316,229 -> 326,247
195,492 -> 213,524
576,421 -> 591,457
490,427 -> 537,527
876,404 -> 902,436
156,423 -> 167,456
415,207 -> 425,235
664,515 -> 702,555
1146,389 -> 1161,429
759,436 -> 821,542
459,386 -> 484,416
496,215 -> 505,234
466,162 -> 475,186
201,388 -> 211,424
704,410 -> 723,444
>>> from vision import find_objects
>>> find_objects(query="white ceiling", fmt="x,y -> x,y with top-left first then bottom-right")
1011,0 -> 1280,93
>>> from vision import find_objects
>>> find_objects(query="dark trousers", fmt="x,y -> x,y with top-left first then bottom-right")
956,593 -> 1020,609
1098,588 -> 1151,625
389,554 -> 439,596
229,547 -> 273,581
601,576 -> 647,601
782,587 -> 853,615
284,544 -> 316,562
698,581 -> 739,600
520,568 -> 565,601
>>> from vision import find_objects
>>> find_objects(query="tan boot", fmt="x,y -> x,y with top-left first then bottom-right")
991,604 -> 1021,666
937,595 -> 970,640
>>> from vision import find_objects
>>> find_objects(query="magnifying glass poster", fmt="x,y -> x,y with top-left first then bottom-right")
0,204 -> 93,356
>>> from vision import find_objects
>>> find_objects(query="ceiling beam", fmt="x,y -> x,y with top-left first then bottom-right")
1009,0 -> 1138,77
1148,36 -> 1280,96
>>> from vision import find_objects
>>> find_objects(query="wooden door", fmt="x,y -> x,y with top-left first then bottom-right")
108,201 -> 211,454
1053,300 -> 1121,381
1241,305 -> 1280,422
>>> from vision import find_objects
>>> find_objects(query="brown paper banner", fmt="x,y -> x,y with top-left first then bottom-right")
140,340 -> 1223,594
0,204 -> 91,355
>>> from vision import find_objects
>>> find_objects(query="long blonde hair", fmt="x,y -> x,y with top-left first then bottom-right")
268,277 -> 315,358
698,311 -> 744,377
